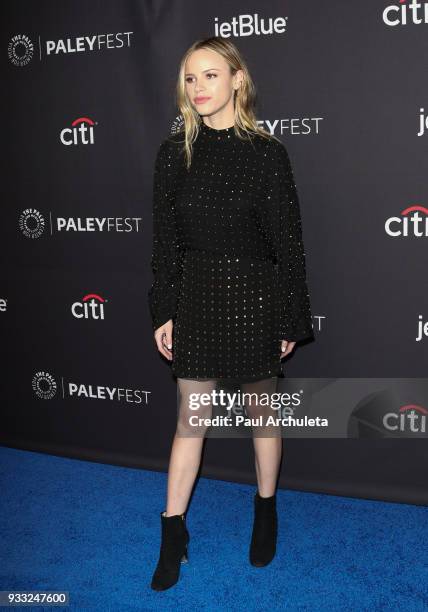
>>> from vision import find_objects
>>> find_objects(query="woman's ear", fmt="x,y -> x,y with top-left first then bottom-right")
234,69 -> 244,90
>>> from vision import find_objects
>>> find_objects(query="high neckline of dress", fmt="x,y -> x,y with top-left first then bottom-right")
199,120 -> 235,140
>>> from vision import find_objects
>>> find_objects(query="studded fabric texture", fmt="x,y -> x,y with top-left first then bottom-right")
148,120 -> 314,382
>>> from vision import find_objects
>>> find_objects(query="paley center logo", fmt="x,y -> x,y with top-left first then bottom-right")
171,115 -> 185,134
8,34 -> 34,66
383,0 -> 428,26
72,293 -> 107,320
19,208 -> 45,238
385,204 -> 428,237
32,371 -> 150,404
19,208 -> 142,237
60,116 -> 97,145
214,13 -> 288,37
8,31 -> 133,65
32,371 -> 58,399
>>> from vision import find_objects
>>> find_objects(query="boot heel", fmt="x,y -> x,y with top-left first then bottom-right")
180,546 -> 188,564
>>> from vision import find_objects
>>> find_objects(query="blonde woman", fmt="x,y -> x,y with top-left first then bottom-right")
148,37 -> 314,591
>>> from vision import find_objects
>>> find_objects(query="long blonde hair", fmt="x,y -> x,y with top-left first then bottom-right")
174,37 -> 276,169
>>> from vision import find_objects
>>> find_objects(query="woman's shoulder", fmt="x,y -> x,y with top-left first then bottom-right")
154,131 -> 185,164
254,130 -> 287,152
162,130 -> 185,146
247,131 -> 292,170
244,129 -> 286,155
157,131 -> 182,149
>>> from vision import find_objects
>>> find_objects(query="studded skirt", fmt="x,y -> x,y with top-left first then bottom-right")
171,248 -> 284,382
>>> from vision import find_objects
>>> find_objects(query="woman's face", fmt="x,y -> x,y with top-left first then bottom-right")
184,48 -> 241,119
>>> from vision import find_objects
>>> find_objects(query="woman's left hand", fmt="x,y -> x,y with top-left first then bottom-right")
281,340 -> 296,357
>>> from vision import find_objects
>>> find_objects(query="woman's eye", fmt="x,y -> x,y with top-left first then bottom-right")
185,73 -> 217,83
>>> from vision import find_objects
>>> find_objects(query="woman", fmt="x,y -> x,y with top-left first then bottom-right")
148,36 -> 314,591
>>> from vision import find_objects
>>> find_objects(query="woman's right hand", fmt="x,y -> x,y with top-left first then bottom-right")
154,319 -> 174,360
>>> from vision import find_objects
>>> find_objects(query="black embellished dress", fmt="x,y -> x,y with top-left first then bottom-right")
148,121 -> 314,383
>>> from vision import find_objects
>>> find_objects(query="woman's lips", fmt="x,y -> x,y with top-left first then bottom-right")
194,97 -> 211,104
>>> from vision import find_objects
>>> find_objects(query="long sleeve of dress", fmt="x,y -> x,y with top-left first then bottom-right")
261,140 -> 314,343
147,140 -> 183,331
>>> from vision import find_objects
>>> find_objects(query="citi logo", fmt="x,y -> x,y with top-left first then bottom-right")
383,0 -> 428,26
383,404 -> 427,433
60,117 -> 97,145
214,14 -> 288,37
385,205 -> 428,237
8,34 -> 34,66
71,293 -> 107,320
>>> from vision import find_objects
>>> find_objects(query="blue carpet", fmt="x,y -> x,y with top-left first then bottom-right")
0,446 -> 427,611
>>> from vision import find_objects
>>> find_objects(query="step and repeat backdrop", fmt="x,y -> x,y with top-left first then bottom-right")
2,1 -> 427,504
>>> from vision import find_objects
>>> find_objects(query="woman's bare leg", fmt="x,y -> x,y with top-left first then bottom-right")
165,436 -> 203,516
252,436 -> 282,497
242,377 -> 282,497
164,378 -> 215,516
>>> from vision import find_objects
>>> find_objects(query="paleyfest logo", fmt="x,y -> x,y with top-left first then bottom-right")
32,371 -> 150,403
19,208 -> 142,237
385,204 -> 428,237
60,116 -> 97,145
8,31 -> 133,65
383,0 -> 428,26
45,32 -> 133,55
171,115 -> 323,137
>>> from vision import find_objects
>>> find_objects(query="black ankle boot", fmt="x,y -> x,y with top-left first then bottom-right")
150,511 -> 190,591
249,491 -> 277,567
